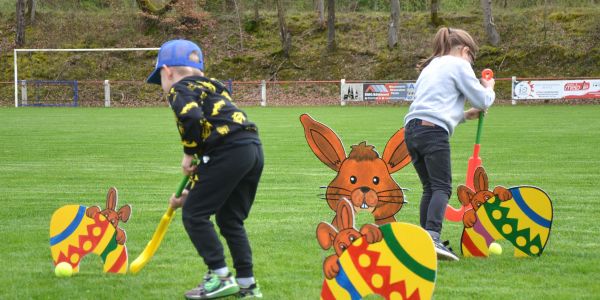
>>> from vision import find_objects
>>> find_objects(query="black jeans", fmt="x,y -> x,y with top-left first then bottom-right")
182,142 -> 264,278
405,119 -> 452,237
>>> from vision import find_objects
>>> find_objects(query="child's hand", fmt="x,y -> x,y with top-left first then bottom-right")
464,108 -> 485,120
480,77 -> 495,89
181,154 -> 197,176
169,189 -> 189,209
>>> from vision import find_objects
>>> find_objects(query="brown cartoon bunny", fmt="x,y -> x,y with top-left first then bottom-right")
316,198 -> 382,279
300,114 -> 411,228
457,167 -> 512,228
85,187 -> 132,245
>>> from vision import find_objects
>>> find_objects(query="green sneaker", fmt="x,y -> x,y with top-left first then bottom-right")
238,283 -> 263,298
185,272 -> 240,299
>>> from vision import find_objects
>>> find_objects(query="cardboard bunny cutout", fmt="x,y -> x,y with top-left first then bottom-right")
300,114 -> 411,227
302,114 -> 438,299
458,167 -> 553,257
49,187 -> 131,274
317,200 -> 437,300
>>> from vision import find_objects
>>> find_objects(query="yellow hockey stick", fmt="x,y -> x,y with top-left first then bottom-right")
130,175 -> 190,274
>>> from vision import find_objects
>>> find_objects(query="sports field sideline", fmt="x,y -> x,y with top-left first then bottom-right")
1,105 -> 599,299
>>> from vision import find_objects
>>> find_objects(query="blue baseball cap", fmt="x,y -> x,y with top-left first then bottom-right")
146,39 -> 204,85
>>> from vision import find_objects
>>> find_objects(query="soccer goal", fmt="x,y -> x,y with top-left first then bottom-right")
13,47 -> 159,107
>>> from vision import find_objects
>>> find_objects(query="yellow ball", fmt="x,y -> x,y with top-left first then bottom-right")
55,262 -> 73,278
489,242 -> 503,255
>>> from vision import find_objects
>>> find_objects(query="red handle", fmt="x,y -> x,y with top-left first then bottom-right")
482,68 -> 494,80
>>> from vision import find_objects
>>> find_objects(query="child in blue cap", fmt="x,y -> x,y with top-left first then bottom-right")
147,39 -> 263,299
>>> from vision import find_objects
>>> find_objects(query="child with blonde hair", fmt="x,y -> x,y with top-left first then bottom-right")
404,27 -> 496,261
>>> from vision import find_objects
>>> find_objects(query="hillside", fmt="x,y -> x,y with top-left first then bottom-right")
1,5 -> 599,105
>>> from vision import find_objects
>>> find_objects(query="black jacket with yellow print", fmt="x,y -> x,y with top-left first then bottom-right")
168,76 -> 259,155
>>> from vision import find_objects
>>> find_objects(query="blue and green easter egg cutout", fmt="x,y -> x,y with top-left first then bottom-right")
461,186 -> 553,257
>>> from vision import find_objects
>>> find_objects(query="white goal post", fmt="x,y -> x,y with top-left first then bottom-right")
13,47 -> 159,107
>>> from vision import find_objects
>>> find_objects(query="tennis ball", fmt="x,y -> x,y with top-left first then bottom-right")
489,242 -> 503,255
55,262 -> 73,278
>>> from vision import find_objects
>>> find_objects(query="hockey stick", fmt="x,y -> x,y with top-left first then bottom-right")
445,69 -> 493,221
130,174 -> 191,274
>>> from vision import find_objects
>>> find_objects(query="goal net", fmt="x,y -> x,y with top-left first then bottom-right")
13,48 -> 160,107
19,80 -> 78,107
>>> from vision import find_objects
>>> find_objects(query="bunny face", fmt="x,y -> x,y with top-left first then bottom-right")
457,167 -> 512,228
301,114 -> 411,226
316,198 -> 382,279
327,145 -> 404,216
462,190 -> 495,212
317,198 -> 362,255
333,227 -> 361,255
85,187 -> 131,245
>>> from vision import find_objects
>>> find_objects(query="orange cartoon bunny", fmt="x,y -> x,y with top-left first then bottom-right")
300,114 -> 411,228
316,198 -> 382,279
85,187 -> 132,244
457,167 -> 512,228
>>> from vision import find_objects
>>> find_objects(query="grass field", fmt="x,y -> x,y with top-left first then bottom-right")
1,105 -> 599,299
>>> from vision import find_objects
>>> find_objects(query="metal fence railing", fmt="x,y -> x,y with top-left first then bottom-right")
2,76 -> 600,107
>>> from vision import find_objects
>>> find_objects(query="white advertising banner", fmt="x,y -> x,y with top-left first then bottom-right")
341,83 -> 364,101
513,79 -> 600,100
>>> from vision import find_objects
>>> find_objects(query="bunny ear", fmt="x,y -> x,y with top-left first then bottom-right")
316,222 -> 338,250
118,204 -> 132,223
106,187 -> 118,210
473,167 -> 489,192
457,185 -> 475,206
382,128 -> 411,174
300,114 -> 346,172
336,198 -> 356,230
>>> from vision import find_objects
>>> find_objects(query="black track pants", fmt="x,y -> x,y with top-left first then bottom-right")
182,142 -> 264,278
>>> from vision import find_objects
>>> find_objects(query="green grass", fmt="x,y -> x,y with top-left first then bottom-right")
1,105 -> 599,299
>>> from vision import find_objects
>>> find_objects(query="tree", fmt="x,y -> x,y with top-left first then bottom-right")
388,0 -> 400,49
316,0 -> 325,28
254,0 -> 260,23
26,0 -> 35,23
275,0 -> 292,57
233,0 -> 244,50
326,0 -> 336,52
481,0 -> 500,46
430,0 -> 443,26
16,0 -> 26,47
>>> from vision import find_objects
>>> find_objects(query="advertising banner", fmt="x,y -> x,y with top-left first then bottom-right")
341,82 -> 416,103
513,79 -> 600,100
